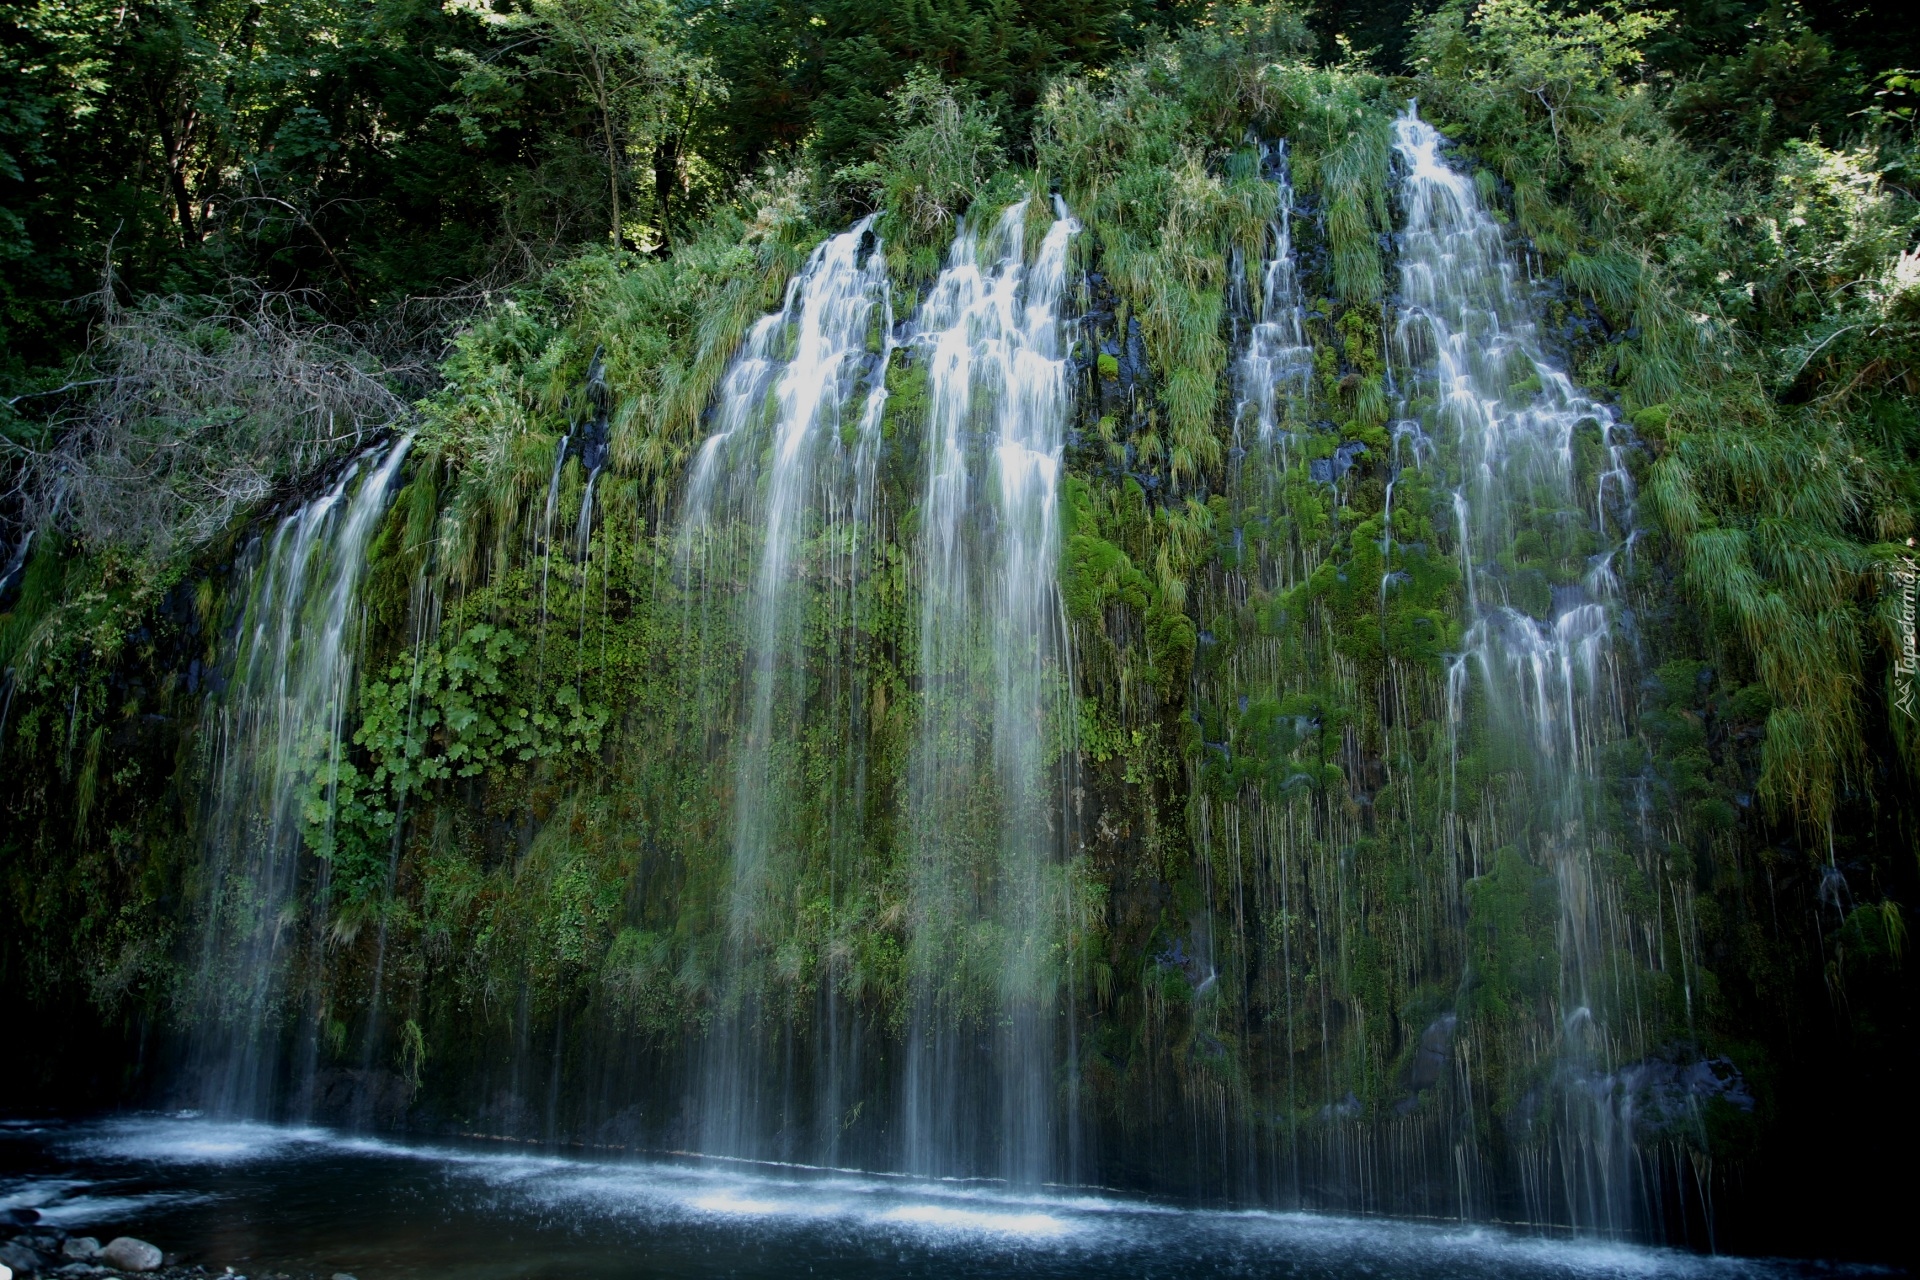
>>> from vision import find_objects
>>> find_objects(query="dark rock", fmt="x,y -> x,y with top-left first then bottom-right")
1617,1054 -> 1755,1137
306,1067 -> 414,1130
5,1210 -> 40,1228
60,1242 -> 100,1263
1,1240 -> 46,1275
1408,1013 -> 1459,1092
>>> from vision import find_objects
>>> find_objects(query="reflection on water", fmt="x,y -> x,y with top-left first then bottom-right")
0,1117 -> 1877,1280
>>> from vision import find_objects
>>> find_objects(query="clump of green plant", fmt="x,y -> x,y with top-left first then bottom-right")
839,69 -> 1008,245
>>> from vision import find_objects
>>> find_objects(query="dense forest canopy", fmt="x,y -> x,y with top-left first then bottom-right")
2,0 -> 1917,1265
3,0 -> 1911,376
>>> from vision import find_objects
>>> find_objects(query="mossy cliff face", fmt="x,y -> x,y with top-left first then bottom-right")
2,18 -> 1916,1261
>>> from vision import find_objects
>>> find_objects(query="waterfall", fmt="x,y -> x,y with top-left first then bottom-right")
680,217 -> 893,1162
904,197 -> 1081,1185
1235,140 -> 1314,452
1388,104 -> 1644,1234
189,435 -> 413,1118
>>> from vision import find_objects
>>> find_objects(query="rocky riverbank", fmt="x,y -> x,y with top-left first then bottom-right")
1,1210 -> 344,1280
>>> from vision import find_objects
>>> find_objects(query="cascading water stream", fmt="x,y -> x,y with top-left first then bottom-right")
1388,103 -> 1643,1233
904,197 -> 1081,1186
677,216 -> 893,1163
537,432 -> 570,640
1234,140 -> 1313,453
189,435 -> 413,1118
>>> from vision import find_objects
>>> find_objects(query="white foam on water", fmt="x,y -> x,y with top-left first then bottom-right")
2,1170 -> 211,1228
34,1116 -> 1843,1274
877,1204 -> 1071,1237
30,1191 -> 214,1226
68,1115 -> 331,1165
688,1191 -> 792,1215
0,1177 -> 90,1211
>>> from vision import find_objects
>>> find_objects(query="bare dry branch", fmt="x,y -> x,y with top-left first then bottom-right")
6,284 -> 413,559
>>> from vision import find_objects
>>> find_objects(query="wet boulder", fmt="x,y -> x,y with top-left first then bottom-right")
0,1240 -> 46,1275
1408,1013 -> 1458,1092
60,1240 -> 100,1262
99,1238 -> 162,1273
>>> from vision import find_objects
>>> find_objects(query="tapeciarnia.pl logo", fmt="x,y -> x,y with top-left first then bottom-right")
1895,540 -> 1918,720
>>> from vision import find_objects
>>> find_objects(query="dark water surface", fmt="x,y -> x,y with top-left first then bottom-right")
0,1117 -> 1882,1279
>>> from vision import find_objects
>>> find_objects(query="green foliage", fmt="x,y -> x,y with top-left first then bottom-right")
840,69 -> 1006,242
1039,26 -> 1304,484
354,622 -> 608,792
1664,4 -> 1866,152
685,0 -> 1192,179
441,0 -> 720,248
1414,0 -> 1667,95
1464,848 -> 1559,1019
416,201 -> 813,517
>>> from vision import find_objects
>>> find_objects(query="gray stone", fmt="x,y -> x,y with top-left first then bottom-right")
332,1272 -> 359,1280
98,1239 -> 162,1274
1,1240 -> 45,1275
59,1242 -> 99,1263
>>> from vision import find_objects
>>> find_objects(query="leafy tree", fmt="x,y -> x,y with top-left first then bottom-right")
441,0 -> 721,249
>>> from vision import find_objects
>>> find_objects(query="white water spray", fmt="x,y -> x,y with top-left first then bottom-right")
1235,141 -> 1314,450
905,197 -> 1081,1186
1390,103 -> 1643,1234
679,217 -> 894,1162
191,435 -> 413,1118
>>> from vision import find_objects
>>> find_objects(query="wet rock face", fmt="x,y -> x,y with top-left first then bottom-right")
306,1066 -> 415,1130
1615,1055 -> 1755,1137
1409,1013 -> 1459,1092
1392,1013 -> 1460,1114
